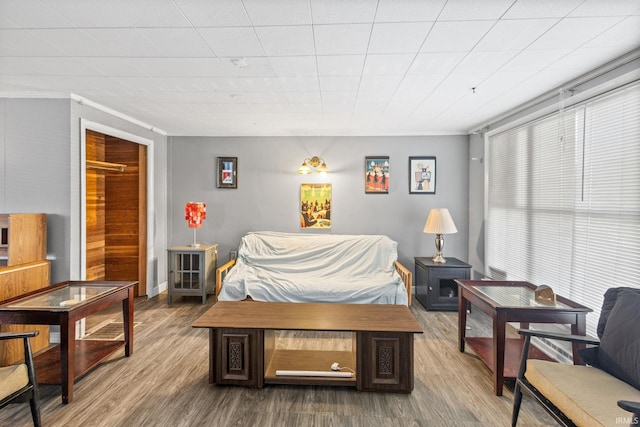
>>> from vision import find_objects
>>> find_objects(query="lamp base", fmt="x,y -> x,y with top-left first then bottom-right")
431,254 -> 447,264
432,233 -> 446,263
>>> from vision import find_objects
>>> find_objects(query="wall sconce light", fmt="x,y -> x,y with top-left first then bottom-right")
423,208 -> 458,263
185,202 -> 206,247
297,156 -> 330,174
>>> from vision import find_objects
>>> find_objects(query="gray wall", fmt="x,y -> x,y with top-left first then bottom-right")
168,135 -> 470,272
0,97 -> 168,290
0,98 -> 71,282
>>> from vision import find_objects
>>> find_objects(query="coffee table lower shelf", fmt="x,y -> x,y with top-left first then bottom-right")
264,349 -> 356,387
34,340 -> 125,383
465,337 -> 555,378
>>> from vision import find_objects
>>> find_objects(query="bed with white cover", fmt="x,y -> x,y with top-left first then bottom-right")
216,231 -> 411,305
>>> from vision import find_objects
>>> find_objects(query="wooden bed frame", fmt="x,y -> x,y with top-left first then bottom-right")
215,258 -> 413,305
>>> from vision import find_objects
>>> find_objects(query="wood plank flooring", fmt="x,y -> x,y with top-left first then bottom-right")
0,294 -> 557,426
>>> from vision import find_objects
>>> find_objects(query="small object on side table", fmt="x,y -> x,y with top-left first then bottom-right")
534,285 -> 556,305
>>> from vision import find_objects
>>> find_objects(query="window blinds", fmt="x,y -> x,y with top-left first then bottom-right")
486,82 -> 640,336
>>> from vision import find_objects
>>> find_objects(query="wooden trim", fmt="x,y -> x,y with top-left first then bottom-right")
215,258 -> 237,296
395,261 -> 412,305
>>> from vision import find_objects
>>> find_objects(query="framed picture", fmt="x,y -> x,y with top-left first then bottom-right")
365,156 -> 389,194
217,157 -> 237,189
300,183 -> 331,229
409,156 -> 436,194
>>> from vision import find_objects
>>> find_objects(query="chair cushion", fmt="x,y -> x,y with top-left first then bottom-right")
0,364 -> 28,399
597,288 -> 640,390
526,360 -> 640,427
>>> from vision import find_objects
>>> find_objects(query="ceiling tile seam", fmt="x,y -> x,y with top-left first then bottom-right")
239,0 -> 287,112
170,0 -> 219,59
348,0 -> 381,128
466,14 -> 632,114
374,18 -> 443,125
308,0 -> 326,133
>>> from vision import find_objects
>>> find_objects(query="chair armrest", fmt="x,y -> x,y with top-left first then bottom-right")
0,331 -> 39,341
618,400 -> 640,416
517,328 -> 600,345
215,258 -> 237,297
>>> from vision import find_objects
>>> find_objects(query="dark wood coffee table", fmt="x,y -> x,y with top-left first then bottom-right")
0,280 -> 136,404
193,301 -> 423,393
455,280 -> 592,396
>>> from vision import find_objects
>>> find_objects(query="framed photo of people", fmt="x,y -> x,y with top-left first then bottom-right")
217,157 -> 237,189
409,156 -> 436,194
365,156 -> 389,194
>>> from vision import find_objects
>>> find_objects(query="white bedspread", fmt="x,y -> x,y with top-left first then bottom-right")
218,231 -> 408,305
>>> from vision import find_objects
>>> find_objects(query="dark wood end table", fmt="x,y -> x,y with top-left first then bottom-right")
0,280 -> 137,404
455,280 -> 592,396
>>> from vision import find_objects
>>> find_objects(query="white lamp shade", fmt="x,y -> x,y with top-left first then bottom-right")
423,208 -> 458,234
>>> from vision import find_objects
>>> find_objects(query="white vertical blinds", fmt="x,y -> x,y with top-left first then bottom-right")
486,82 -> 640,336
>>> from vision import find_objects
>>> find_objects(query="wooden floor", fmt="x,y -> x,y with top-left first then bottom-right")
0,293 -> 557,426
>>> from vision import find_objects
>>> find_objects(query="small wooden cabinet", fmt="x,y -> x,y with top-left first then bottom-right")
0,213 -> 47,267
414,257 -> 471,311
167,244 -> 217,304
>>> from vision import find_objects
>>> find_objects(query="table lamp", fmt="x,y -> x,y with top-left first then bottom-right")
423,208 -> 458,263
185,202 -> 206,247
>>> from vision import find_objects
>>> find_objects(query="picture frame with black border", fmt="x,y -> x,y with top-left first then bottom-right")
217,157 -> 237,189
409,156 -> 436,194
365,156 -> 389,194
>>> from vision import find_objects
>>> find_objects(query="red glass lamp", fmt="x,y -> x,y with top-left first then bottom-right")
185,202 -> 206,247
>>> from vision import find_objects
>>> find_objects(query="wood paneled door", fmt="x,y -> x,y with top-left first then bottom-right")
85,129 -> 147,296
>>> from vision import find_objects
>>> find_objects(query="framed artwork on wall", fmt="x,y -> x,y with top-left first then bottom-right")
365,156 -> 389,194
217,157 -> 237,189
409,156 -> 436,194
300,183 -> 331,229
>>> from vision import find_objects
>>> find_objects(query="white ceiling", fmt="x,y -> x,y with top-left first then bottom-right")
0,0 -> 639,136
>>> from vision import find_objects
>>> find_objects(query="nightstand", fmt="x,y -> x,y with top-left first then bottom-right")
414,257 -> 471,311
168,244 -> 217,304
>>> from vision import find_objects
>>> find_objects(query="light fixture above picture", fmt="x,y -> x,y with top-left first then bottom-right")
297,156 -> 330,174
423,208 -> 458,263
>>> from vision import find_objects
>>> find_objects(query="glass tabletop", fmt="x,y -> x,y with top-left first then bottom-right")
4,285 -> 118,309
473,285 -> 571,309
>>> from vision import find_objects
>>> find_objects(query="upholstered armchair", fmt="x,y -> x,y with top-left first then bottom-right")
0,331 -> 41,427
512,287 -> 640,427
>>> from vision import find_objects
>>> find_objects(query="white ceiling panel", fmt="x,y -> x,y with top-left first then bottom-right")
0,0 -> 638,136
138,28 -> 215,57
310,0 -> 378,24
454,51 -> 519,74
269,56 -> 317,77
474,19 -> 559,51
569,0 -> 640,17
408,53 -> 466,75
40,0 -> 125,28
198,27 -> 265,57
0,0 -> 72,29
375,0 -> 446,22
438,0 -> 515,21
108,0 -> 194,27
317,55 -> 365,76
362,54 -> 415,75
421,21 -> 495,52
368,22 -> 433,54
314,24 -> 372,55
503,0 -> 583,19
243,0 -> 312,25
255,26 -> 315,56
81,28 -> 165,57
173,0 -> 251,27
529,17 -> 626,49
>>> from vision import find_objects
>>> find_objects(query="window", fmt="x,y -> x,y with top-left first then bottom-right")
486,82 -> 640,336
